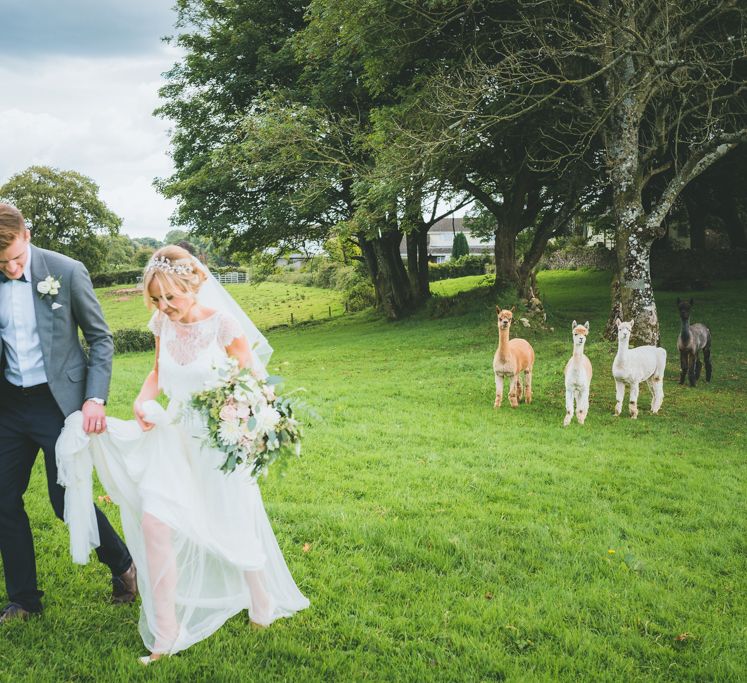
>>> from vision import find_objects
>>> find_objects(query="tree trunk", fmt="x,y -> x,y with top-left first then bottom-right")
605,209 -> 660,346
493,225 -> 518,289
359,229 -> 415,319
603,120 -> 661,346
405,222 -> 431,301
517,220 -> 556,298
416,227 -> 430,298
684,186 -> 707,250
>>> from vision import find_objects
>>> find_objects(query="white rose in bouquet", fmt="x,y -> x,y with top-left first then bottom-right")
255,406 -> 281,433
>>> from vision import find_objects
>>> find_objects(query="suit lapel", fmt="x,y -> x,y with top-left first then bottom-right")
30,246 -> 54,363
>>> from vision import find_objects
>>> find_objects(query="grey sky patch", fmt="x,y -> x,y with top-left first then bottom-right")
0,0 -> 177,58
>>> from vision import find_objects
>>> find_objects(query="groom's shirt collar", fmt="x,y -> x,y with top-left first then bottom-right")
0,245 -> 48,387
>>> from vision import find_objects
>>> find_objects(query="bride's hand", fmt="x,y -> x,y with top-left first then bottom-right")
134,401 -> 155,432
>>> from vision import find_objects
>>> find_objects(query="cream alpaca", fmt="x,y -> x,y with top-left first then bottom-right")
612,319 -> 666,418
493,306 -> 535,408
563,320 -> 592,426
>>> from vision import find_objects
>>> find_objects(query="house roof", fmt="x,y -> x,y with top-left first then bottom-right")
430,216 -> 465,233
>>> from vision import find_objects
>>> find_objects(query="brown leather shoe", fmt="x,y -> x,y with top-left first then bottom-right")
0,603 -> 33,624
111,562 -> 138,604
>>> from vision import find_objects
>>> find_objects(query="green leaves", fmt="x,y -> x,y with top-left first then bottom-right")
0,165 -> 122,273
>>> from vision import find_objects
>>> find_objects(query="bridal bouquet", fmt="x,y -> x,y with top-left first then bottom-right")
189,358 -> 303,477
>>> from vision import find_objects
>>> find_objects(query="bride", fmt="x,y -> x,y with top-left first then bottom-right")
56,245 -> 309,664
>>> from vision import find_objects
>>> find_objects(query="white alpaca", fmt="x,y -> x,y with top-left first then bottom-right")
612,319 -> 667,419
563,320 -> 592,426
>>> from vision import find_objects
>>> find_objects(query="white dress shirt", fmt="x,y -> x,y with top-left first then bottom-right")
0,247 -> 48,387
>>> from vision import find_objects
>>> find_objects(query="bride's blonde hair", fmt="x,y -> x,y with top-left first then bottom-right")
143,245 -> 207,308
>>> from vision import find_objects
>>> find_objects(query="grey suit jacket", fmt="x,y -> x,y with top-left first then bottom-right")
0,245 -> 114,417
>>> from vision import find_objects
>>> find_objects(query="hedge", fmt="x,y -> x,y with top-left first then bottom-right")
91,269 -> 142,288
428,254 -> 491,282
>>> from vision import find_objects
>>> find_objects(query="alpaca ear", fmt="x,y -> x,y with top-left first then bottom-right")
510,305 -> 516,312
615,318 -> 621,328
584,321 -> 590,330
496,305 -> 501,314
572,319 -> 577,329
628,320 -> 634,327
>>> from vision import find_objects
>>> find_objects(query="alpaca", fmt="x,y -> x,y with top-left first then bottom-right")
563,320 -> 592,426
612,319 -> 667,419
493,306 -> 535,408
676,297 -> 712,387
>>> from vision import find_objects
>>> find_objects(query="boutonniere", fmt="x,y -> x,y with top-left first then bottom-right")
37,275 -> 62,299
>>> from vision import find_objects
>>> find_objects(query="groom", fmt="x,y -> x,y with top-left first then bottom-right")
0,203 -> 136,623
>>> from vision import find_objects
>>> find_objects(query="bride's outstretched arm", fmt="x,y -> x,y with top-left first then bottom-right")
225,335 -> 268,379
134,337 -> 161,431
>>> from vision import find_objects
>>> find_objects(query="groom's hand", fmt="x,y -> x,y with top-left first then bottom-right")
82,400 -> 107,434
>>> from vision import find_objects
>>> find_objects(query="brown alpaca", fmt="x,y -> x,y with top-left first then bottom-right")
493,306 -> 535,408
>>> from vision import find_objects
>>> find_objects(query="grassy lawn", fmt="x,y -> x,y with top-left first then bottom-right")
2,270 -> 745,681
96,280 -> 344,331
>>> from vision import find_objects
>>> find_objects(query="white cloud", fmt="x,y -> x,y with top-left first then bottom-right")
0,51 -> 180,238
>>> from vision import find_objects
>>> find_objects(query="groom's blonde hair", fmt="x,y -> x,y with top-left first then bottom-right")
143,244 -> 207,307
0,203 -> 27,251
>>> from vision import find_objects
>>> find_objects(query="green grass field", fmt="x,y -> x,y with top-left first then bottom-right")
2,270 -> 745,681
96,280 -> 344,331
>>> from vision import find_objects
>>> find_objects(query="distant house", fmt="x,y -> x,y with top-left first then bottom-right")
400,216 -> 494,263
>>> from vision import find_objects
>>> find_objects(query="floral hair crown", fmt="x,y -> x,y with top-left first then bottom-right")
146,255 -> 195,276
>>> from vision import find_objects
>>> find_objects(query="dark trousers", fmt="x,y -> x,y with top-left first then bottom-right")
0,381 -> 132,612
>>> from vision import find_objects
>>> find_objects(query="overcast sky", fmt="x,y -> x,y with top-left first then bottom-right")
0,0 -> 181,238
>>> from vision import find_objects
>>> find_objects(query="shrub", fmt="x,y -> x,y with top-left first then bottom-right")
343,281 -> 377,312
81,328 -> 155,355
112,329 -> 155,354
91,269 -> 143,288
451,232 -> 470,259
428,254 -> 491,282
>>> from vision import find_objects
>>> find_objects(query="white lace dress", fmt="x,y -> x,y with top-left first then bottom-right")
56,310 -> 309,655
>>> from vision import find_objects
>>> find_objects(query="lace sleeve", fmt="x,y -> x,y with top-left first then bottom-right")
217,312 -> 244,347
148,311 -> 163,337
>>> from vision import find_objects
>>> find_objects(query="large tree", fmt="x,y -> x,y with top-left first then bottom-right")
403,0 -> 746,343
157,0 -> 470,318
0,165 -> 121,273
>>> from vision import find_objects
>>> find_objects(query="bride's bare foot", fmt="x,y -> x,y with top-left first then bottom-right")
250,592 -> 274,627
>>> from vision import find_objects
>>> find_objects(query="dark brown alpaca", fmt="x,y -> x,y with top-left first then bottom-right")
676,298 -> 712,387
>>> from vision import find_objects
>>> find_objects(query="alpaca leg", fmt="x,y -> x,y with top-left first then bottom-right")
679,351 -> 688,385
576,387 -> 589,425
614,380 -> 625,416
651,376 -> 664,413
646,378 -> 655,412
688,354 -> 697,387
516,374 -> 524,401
494,373 -> 504,408
652,351 -> 666,412
695,353 -> 702,381
524,368 -> 533,404
508,376 -> 519,408
142,513 -> 179,654
704,346 -> 712,382
628,382 -> 640,419
563,387 -> 574,426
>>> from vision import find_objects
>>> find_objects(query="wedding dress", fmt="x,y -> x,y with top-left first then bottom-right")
56,310 -> 309,655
